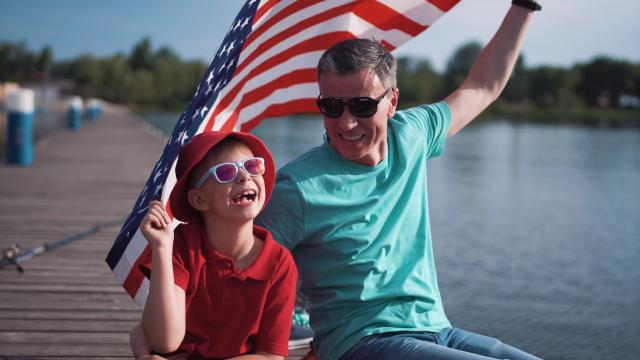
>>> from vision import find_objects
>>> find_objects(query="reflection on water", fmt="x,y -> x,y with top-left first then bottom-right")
144,113 -> 640,360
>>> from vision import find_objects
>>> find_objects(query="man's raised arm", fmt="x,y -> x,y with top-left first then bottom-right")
445,3 -> 537,138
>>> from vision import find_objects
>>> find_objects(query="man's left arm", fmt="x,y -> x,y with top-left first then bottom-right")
445,3 -> 537,138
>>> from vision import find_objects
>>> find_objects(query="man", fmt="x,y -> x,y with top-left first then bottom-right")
256,2 -> 543,360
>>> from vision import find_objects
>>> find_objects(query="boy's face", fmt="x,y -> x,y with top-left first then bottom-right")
189,146 -> 266,224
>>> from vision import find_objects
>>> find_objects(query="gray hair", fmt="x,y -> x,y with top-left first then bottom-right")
317,38 -> 397,89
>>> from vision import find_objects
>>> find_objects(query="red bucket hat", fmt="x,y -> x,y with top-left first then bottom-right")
169,131 -> 275,223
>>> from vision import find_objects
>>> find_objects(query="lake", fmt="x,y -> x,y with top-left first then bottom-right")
143,112 -> 640,360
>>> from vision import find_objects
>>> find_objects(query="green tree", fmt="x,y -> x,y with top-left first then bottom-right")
442,41 -> 482,95
502,54 -> 528,104
576,57 -> 635,107
397,56 -> 442,106
130,37 -> 153,71
527,66 -> 582,108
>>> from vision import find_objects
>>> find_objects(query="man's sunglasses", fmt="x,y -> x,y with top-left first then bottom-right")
316,88 -> 392,119
195,157 -> 265,187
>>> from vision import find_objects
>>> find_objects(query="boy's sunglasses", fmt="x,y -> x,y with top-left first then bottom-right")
316,88 -> 392,119
195,157 -> 265,187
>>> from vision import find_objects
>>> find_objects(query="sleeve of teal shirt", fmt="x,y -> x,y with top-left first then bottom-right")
398,101 -> 451,159
256,173 -> 305,250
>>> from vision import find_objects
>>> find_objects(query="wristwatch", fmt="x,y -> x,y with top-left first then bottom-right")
512,0 -> 542,11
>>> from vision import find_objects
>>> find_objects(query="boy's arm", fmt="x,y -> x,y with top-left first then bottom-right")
445,4 -> 536,138
140,201 -> 187,353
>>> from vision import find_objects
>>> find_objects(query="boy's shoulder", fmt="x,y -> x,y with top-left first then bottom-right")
253,225 -> 296,273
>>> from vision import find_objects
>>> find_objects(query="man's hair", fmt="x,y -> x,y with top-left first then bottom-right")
187,138 -> 252,189
317,38 -> 397,89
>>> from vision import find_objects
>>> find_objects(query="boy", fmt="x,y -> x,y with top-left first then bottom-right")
134,131 -> 298,360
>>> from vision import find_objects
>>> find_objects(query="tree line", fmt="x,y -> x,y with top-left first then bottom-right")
2,39 -> 640,113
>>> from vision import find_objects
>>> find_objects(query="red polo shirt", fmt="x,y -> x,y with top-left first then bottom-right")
140,222 -> 297,358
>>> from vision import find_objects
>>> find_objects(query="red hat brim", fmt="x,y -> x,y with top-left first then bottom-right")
169,131 -> 275,223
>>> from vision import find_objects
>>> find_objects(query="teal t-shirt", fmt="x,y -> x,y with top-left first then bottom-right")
256,102 -> 452,360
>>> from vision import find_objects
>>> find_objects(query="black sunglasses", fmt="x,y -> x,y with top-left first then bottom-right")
316,88 -> 392,119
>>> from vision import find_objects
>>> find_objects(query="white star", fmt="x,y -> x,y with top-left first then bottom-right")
226,40 -> 235,55
233,18 -> 243,31
214,81 -> 222,92
200,106 -> 209,118
241,17 -> 250,29
219,43 -> 228,57
154,184 -> 163,196
180,130 -> 190,145
227,59 -> 235,69
206,70 -> 214,84
218,62 -> 226,74
205,84 -> 213,96
175,129 -> 186,143
153,168 -> 163,183
248,0 -> 257,6
137,204 -> 150,214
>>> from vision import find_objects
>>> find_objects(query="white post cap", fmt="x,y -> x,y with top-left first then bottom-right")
87,98 -> 101,108
6,89 -> 35,113
69,96 -> 83,109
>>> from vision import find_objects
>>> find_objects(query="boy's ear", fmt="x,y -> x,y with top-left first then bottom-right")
187,189 -> 210,212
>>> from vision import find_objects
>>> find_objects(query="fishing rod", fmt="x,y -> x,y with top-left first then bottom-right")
0,218 -> 125,272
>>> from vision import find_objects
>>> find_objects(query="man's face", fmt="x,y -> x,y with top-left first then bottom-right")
318,69 -> 398,166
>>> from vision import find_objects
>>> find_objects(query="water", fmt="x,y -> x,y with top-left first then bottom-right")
143,113 -> 640,359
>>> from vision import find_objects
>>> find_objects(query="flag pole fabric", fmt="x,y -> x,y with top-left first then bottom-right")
106,0 -> 461,306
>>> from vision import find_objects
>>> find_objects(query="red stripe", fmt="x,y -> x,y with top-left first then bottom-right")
354,2 -> 426,37
246,0 -> 325,51
243,69 -> 316,108
239,1 -> 353,77
240,98 -> 319,132
216,69 -> 317,132
254,0 -> 280,26
122,245 -> 152,298
204,31 -> 355,132
428,0 -> 460,12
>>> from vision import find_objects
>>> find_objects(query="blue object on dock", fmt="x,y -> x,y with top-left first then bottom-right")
68,96 -> 83,131
87,98 -> 101,121
5,89 -> 35,166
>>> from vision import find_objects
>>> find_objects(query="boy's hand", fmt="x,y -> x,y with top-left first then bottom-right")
141,200 -> 174,250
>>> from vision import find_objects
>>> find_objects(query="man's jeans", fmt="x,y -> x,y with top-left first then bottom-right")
340,327 -> 542,360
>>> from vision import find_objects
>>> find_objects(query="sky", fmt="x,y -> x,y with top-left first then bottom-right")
1,0 -> 639,72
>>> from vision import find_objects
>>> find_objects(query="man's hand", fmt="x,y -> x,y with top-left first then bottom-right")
141,200 -> 174,250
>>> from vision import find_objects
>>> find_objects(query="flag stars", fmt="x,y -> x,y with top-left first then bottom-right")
206,70 -> 214,84
179,130 -> 190,145
200,106 -> 209,118
241,17 -> 250,29
226,40 -> 235,55
205,84 -> 213,96
233,18 -> 243,32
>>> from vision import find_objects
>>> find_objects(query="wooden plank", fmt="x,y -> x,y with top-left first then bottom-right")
1,344 -> 132,357
0,273 -> 119,285
0,291 -> 138,311
0,283 -> 126,293
0,331 -> 128,344
0,309 -> 140,321
0,319 -> 138,332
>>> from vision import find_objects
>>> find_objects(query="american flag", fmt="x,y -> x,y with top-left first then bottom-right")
106,0 -> 460,305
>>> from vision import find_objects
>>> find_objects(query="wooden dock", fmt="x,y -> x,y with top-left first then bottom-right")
0,106 -> 309,359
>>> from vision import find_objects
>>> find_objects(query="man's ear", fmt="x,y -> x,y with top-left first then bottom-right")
187,189 -> 210,212
387,87 -> 399,119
